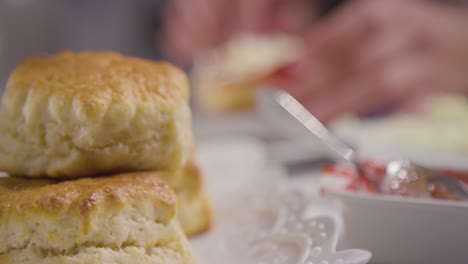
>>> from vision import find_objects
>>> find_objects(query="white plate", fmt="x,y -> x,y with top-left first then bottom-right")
327,190 -> 468,264
192,137 -> 371,264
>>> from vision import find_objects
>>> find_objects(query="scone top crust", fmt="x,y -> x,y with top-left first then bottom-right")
0,171 -> 176,223
3,51 -> 188,114
0,51 -> 193,177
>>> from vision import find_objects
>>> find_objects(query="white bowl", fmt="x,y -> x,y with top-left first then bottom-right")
328,190 -> 468,264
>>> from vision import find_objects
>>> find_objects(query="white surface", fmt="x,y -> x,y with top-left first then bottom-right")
191,137 -> 371,264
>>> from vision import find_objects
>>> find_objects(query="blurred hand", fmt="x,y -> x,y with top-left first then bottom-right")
161,0 -> 315,65
284,0 -> 468,122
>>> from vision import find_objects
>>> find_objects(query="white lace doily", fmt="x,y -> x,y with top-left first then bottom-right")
192,187 -> 371,264
192,138 -> 371,264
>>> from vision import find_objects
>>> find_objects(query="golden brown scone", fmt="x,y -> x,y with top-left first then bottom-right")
178,189 -> 212,236
160,159 -> 212,236
0,51 -> 193,178
196,81 -> 256,112
0,172 -> 195,263
192,34 -> 302,112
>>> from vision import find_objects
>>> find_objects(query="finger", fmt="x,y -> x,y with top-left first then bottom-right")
293,0 -> 395,82
303,0 -> 380,54
397,91 -> 434,114
160,4 -> 194,63
273,0 -> 316,33
305,55 -> 430,122
162,0 -> 236,63
354,32 -> 410,70
199,0 -> 235,42
289,2 -> 380,93
176,0 -> 225,49
286,43 -> 355,101
392,61 -> 441,113
292,28 -> 418,115
286,62 -> 348,105
304,73 -> 386,123
378,57 -> 433,99
237,0 -> 277,33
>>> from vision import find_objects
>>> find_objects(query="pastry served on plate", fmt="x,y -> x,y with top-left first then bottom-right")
0,171 -> 195,264
191,34 -> 302,112
0,51 -> 193,178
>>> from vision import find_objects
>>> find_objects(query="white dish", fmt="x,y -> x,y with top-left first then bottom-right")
327,189 -> 468,264
192,137 -> 371,264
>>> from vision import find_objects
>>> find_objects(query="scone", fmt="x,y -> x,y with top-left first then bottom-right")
0,51 -> 193,178
0,172 -> 195,264
160,159 -> 212,236
192,34 -> 302,112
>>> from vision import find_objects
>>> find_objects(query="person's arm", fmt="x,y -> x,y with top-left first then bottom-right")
280,0 -> 468,122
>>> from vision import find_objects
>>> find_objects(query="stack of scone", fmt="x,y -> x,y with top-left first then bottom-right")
0,51 -> 211,263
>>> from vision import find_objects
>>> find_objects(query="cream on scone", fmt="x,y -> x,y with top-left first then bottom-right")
0,172 -> 195,264
0,51 -> 193,178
